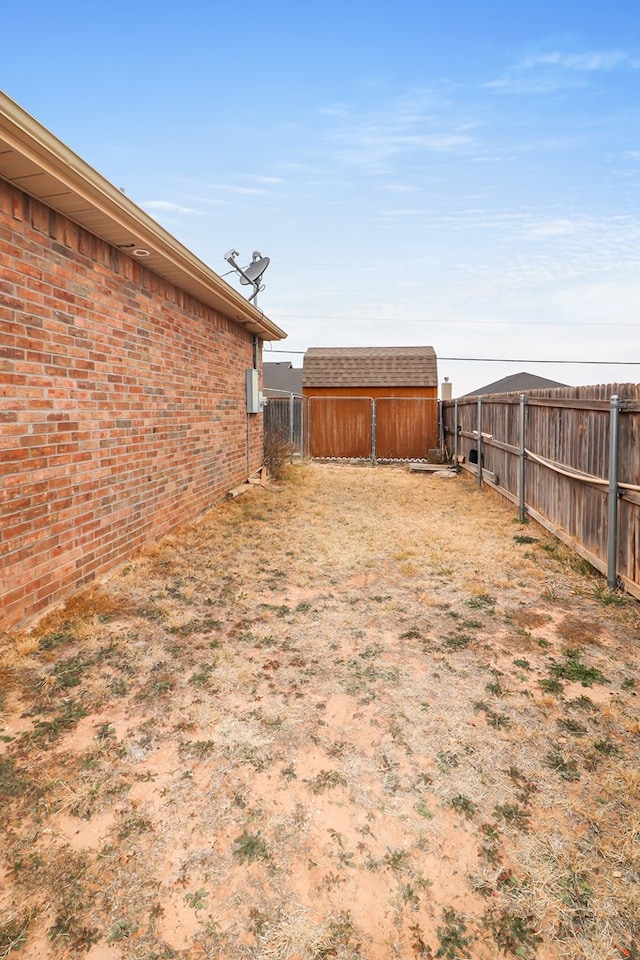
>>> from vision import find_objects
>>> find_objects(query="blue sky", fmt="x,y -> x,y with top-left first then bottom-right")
2,0 -> 639,394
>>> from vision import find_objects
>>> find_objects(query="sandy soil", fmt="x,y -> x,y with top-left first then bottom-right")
1,462 -> 639,960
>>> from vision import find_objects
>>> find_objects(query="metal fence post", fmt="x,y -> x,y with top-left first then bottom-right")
477,397 -> 483,488
607,394 -> 621,591
453,399 -> 459,472
289,393 -> 294,452
371,399 -> 377,463
518,393 -> 526,521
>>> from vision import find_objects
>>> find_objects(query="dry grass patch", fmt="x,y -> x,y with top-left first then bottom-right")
1,463 -> 639,960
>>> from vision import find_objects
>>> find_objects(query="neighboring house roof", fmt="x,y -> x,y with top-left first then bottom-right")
0,91 -> 285,342
466,372 -> 570,397
303,346 -> 438,388
263,362 -> 304,396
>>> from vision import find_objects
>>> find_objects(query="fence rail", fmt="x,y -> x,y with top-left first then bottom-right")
442,384 -> 640,600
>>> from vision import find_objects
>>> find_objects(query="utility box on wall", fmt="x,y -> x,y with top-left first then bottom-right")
246,368 -> 260,414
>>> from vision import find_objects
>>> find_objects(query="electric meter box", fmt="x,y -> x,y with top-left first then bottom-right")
246,368 -> 260,414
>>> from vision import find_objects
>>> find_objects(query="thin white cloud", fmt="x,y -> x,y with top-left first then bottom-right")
522,50 -> 630,71
205,183 -> 276,196
142,200 -> 203,215
248,175 -> 286,185
485,48 -> 637,93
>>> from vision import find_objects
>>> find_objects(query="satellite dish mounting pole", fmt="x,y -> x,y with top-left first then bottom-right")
224,249 -> 269,308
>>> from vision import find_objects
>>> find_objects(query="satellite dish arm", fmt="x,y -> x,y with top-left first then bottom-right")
224,249 -> 259,295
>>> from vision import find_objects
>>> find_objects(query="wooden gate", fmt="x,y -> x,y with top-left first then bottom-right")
308,396 -> 438,461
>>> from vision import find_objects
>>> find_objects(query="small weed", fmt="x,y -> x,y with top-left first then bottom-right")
539,677 -> 564,695
450,794 -> 478,819
400,627 -> 424,641
593,739 -> 623,758
383,847 -> 409,872
259,603 -> 291,617
40,630 -> 74,650
182,739 -> 216,759
27,701 -> 89,746
592,583 -> 629,606
444,633 -> 472,650
117,816 -> 153,839
544,750 -> 581,781
541,541 -> 562,558
0,912 -> 34,956
436,751 -> 459,772
107,920 -> 139,943
185,887 -> 209,911
188,664 -> 215,688
322,871 -> 347,889
557,718 -> 587,737
326,911 -> 361,954
401,883 -> 420,906
0,758 -> 29,798
549,649 -> 607,687
232,830 -> 269,863
486,908 -> 542,958
53,656 -> 92,690
474,702 -> 510,729
466,594 -> 495,613
360,643 -> 384,659
408,922 -> 432,957
109,678 -> 129,697
435,908 -> 473,958
513,658 -> 531,670
493,802 -> 530,832
305,769 -> 347,794
247,909 -> 268,936
568,695 -> 597,711
513,534 -> 538,545
95,722 -> 116,743
415,800 -> 435,819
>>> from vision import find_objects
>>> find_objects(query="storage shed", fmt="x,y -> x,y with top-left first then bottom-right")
0,91 -> 286,629
303,346 -> 438,460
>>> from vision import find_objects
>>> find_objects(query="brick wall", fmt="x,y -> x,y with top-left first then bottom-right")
0,181 -> 263,630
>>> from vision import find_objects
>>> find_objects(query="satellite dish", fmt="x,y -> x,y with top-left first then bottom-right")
224,248 -> 270,305
240,252 -> 270,285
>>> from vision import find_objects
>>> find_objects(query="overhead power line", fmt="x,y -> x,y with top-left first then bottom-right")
265,349 -> 640,365
271,314 -> 640,327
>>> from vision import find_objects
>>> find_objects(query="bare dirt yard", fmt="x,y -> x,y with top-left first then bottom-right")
1,462 -> 639,960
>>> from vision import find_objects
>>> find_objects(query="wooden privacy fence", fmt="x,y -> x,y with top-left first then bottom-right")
442,384 -> 640,599
307,396 -> 439,461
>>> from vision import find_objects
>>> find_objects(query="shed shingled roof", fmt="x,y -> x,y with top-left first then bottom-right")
303,346 -> 437,388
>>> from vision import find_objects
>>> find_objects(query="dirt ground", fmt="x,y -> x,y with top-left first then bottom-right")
1,462 -> 639,960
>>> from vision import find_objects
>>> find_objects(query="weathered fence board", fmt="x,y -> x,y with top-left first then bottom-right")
443,384 -> 640,599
